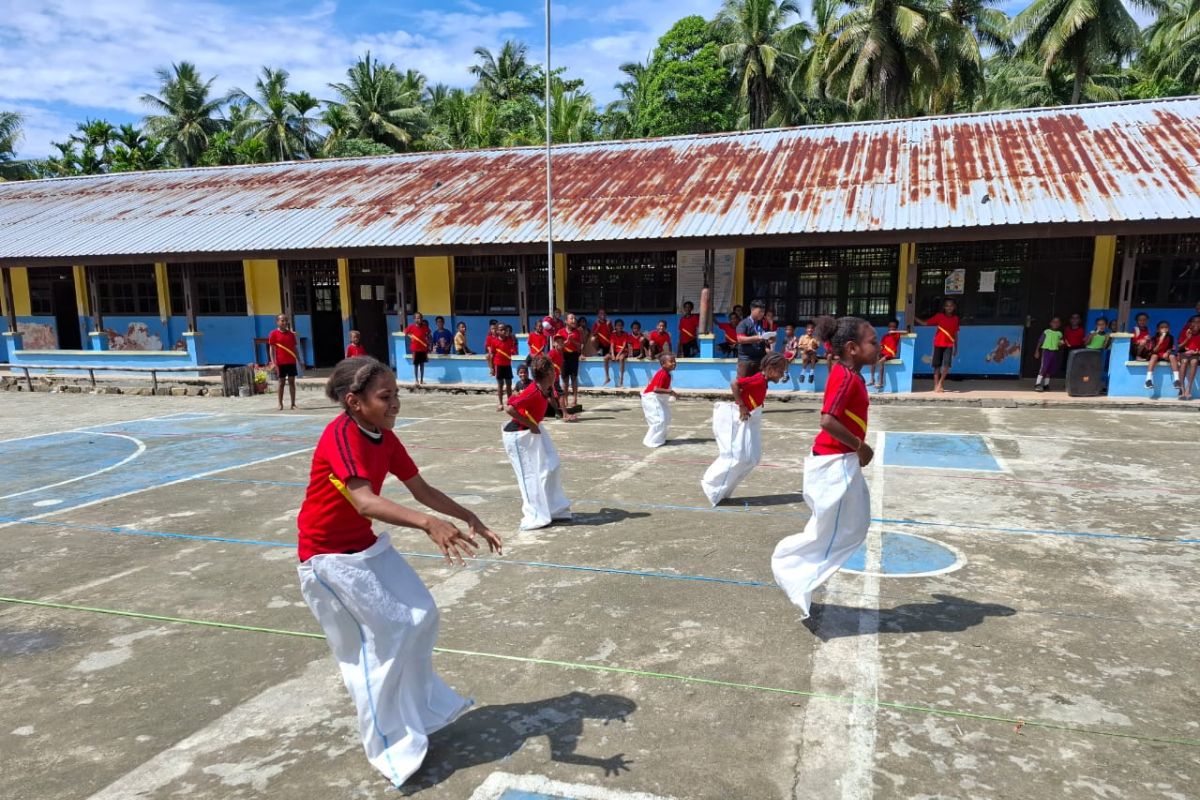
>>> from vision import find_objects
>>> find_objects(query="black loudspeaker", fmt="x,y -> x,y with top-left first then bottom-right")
1066,349 -> 1104,397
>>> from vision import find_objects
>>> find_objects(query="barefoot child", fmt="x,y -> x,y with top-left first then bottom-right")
641,353 -> 679,447
346,329 -> 367,358
608,319 -> 631,388
1176,316 -> 1200,400
296,357 -> 502,786
492,325 -> 518,410
268,314 -> 300,410
403,312 -> 430,387
871,320 -> 901,390
503,355 -> 573,529
915,300 -> 959,393
701,351 -> 789,506
772,316 -> 878,620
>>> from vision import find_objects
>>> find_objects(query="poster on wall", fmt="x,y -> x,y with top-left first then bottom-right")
676,249 -> 736,313
944,268 -> 966,295
978,270 -> 997,293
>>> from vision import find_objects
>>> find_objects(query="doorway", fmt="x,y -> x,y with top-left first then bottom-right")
348,258 -> 414,362
1019,242 -> 1093,378
281,259 -> 343,367
27,267 -> 82,349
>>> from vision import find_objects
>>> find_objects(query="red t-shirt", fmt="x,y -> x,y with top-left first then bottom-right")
718,322 -> 738,344
345,343 -> 367,358
296,414 -> 420,562
643,368 -> 672,395
508,382 -> 549,429
492,337 -> 518,366
548,348 -> 564,375
609,331 -> 629,354
880,331 -> 901,359
559,328 -> 584,354
738,372 -> 768,410
1131,325 -> 1151,346
1179,327 -> 1200,352
543,316 -> 565,334
648,330 -> 672,350
592,320 -> 613,347
679,314 -> 699,344
405,323 -> 429,353
269,329 -> 299,365
629,333 -> 645,354
924,313 -> 960,348
1063,326 -> 1087,348
813,363 -> 870,456
1150,333 -> 1174,357
527,331 -> 549,358
484,334 -> 499,356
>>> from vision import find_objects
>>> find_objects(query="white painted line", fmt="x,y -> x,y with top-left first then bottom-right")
470,771 -> 676,800
0,433 -> 147,501
0,411 -> 210,445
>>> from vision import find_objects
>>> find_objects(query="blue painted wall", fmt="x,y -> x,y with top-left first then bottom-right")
911,324 -> 1024,376
1108,334 -> 1200,398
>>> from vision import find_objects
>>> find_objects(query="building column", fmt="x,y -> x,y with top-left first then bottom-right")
554,253 -> 567,312
1089,236 -> 1117,312
733,249 -> 745,309
896,243 -> 914,326
73,266 -> 89,324
1115,236 -> 1139,332
9,267 -> 31,319
154,262 -> 171,325
0,267 -> 16,333
905,243 -> 919,328
413,256 -> 453,316
244,259 -> 282,324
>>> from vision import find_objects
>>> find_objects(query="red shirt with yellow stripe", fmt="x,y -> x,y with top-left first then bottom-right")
492,336 -> 518,367
737,371 -> 769,411
880,331 -> 901,359
507,382 -> 549,430
296,414 -> 419,562
924,313 -> 959,349
404,323 -> 430,353
813,363 -> 869,456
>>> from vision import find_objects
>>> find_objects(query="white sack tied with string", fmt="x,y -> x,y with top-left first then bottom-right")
771,452 -> 870,619
700,402 -> 763,506
641,393 -> 671,448
298,533 -> 472,787
502,427 -> 572,530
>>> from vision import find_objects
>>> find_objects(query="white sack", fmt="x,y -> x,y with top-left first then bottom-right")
700,403 -> 763,506
298,533 -> 471,787
771,452 -> 870,619
641,392 -> 671,448
503,427 -> 572,530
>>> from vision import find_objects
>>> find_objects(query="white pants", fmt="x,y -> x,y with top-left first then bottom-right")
502,427 -> 572,530
298,534 -> 471,786
700,403 -> 763,506
641,393 -> 671,447
771,453 -> 870,619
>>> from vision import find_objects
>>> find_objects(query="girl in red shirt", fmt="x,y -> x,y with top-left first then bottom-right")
403,312 -> 430,387
641,353 -> 678,447
492,325 -> 519,411
296,357 -> 501,787
607,319 -> 632,388
871,320 -> 902,391
772,315 -> 879,621
915,300 -> 960,393
1144,321 -> 1178,390
502,356 -> 573,529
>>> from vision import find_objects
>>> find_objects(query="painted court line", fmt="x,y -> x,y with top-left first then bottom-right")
2,595 -> 1197,749
0,432 -> 147,501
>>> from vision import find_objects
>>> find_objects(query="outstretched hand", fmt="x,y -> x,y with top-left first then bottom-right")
424,517 -> 480,566
468,515 -> 504,555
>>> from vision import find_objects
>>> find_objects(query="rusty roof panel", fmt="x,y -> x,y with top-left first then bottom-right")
2,97 -> 1200,261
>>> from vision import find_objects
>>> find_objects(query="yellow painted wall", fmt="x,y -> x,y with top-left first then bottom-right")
1090,236 -> 1117,309
10,267 -> 31,317
73,266 -> 89,316
414,256 -> 453,315
896,243 -> 911,313
154,263 -> 170,322
337,258 -> 353,321
733,249 -> 745,308
244,259 -> 281,317
0,269 -> 8,317
554,253 -> 567,311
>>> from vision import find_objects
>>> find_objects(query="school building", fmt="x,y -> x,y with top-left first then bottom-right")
1,96 -> 1199,393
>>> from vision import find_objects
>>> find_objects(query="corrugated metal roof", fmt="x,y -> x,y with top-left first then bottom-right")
2,97 -> 1199,262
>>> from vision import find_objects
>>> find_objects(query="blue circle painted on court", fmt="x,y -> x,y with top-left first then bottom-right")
0,432 -> 142,500
841,532 -> 963,577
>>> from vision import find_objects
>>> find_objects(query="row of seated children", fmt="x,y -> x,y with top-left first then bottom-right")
1033,316 -> 1112,392
1131,312 -> 1200,399
781,319 -> 902,391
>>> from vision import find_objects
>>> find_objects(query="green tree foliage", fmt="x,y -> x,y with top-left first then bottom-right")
638,16 -> 737,136
327,53 -> 428,151
714,0 -> 809,128
141,62 -> 228,167
0,111 -> 34,180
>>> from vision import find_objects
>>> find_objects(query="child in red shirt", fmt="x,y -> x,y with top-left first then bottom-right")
717,314 -> 740,357
1144,321 -> 1178,390
772,315 -> 878,621
403,312 -> 430,387
641,353 -> 678,447
915,300 -> 959,393
678,300 -> 700,358
296,357 -> 501,786
526,320 -> 551,363
1176,315 -> 1200,400
628,321 -> 649,359
648,320 -> 673,357
1131,312 -> 1152,360
345,329 -> 367,358
502,355 -> 573,529
871,320 -> 902,391
558,314 -> 585,411
607,319 -> 632,388
1063,313 -> 1087,350
268,314 -> 300,411
492,324 -> 519,411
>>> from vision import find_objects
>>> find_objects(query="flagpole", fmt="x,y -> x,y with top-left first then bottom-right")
545,0 -> 555,318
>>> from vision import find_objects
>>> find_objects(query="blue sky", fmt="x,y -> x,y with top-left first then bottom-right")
0,0 -> 722,158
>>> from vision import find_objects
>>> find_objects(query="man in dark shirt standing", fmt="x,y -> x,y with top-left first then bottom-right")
736,299 -> 774,378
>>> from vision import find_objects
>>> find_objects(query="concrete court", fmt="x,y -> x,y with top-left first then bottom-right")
0,390 -> 1197,800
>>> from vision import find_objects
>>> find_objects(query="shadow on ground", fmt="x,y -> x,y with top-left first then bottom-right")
402,691 -> 636,794
722,492 -> 807,508
805,594 -> 1016,641
662,438 -> 715,447
568,508 -> 652,526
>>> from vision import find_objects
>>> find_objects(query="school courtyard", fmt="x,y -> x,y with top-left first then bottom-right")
1,390 -> 1197,800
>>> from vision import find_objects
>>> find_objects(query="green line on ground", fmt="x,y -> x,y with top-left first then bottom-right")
3,595 -> 1197,749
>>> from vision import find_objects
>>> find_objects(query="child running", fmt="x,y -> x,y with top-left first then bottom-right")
872,320 -> 901,390
1034,316 -> 1065,392
492,324 -> 518,411
1145,321 -> 1177,390
701,351 -> 789,506
641,353 -> 679,447
296,357 -> 502,787
502,355 -> 573,529
772,315 -> 878,621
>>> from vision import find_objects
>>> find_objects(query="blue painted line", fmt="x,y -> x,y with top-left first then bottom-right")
884,433 -> 1002,472
877,517 -> 1198,544
499,791 -> 569,800
1,518 -> 291,548
844,532 -> 960,574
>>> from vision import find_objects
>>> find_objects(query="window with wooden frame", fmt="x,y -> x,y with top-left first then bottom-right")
168,262 -> 246,316
1131,234 -> 1200,307
280,259 -> 339,315
745,246 -> 898,325
27,267 -> 71,316
94,265 -> 158,315
453,255 -> 549,316
347,258 -> 416,316
566,252 -> 676,313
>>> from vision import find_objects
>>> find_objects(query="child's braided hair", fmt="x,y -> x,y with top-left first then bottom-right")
528,355 -> 555,382
813,315 -> 870,359
759,351 -> 788,373
325,357 -> 393,407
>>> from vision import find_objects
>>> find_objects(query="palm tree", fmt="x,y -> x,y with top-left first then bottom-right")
319,104 -> 353,155
327,53 -> 428,151
1011,0 -> 1143,105
72,118 -> 118,172
825,0 -> 940,118
1141,0 -> 1200,90
927,0 -> 1012,112
774,0 -> 851,124
290,91 -> 322,157
0,111 -> 31,180
713,0 -> 810,128
232,67 -> 303,161
109,124 -> 167,172
543,84 -> 599,143
604,61 -> 651,138
470,40 -> 539,100
141,62 -> 227,167
979,53 -> 1126,107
